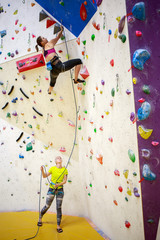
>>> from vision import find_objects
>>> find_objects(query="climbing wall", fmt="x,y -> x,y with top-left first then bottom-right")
126,1 -> 160,240
76,0 -> 145,239
1,0 -> 159,240
0,0 -> 74,64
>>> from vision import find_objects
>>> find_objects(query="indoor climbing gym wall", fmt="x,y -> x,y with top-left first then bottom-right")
126,1 -> 160,240
0,0 -> 159,240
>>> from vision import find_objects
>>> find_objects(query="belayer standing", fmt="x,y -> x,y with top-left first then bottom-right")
38,156 -> 68,233
35,25 -> 85,94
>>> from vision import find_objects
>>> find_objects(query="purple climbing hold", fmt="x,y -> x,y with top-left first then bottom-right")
96,0 -> 103,7
2,90 -> 6,94
130,112 -> 135,122
134,187 -> 140,197
15,50 -> 19,55
126,89 -> 131,95
11,53 -> 15,58
101,80 -> 105,85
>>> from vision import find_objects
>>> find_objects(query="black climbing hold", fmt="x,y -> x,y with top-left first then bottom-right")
8,85 -> 14,95
50,98 -> 54,101
20,88 -> 29,99
39,10 -> 48,22
2,102 -> 9,110
32,107 -> 43,116
16,132 -> 24,142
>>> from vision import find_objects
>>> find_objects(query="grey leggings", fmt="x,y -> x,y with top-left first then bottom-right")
40,188 -> 64,225
50,58 -> 82,87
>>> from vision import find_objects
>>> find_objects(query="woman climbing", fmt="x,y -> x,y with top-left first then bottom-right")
37,156 -> 68,233
35,25 -> 85,94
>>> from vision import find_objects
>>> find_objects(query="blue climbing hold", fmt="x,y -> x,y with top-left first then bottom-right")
133,49 -> 150,70
137,102 -> 151,120
132,2 -> 145,21
0,30 -> 7,38
142,164 -> 156,181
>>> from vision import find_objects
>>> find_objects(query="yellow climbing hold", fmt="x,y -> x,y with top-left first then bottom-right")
114,29 -> 118,39
133,77 -> 137,84
13,10 -> 18,15
58,112 -> 63,117
127,188 -> 132,196
116,16 -> 121,22
138,125 -> 153,139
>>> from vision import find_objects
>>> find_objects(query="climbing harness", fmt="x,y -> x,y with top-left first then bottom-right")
25,26 -> 78,239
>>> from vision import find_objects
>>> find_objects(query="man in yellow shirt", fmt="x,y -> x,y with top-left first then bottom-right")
37,156 -> 68,233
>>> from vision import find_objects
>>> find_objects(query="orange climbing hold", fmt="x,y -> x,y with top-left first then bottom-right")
80,65 -> 90,79
96,154 -> 103,165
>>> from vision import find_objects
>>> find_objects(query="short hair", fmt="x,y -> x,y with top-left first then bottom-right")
55,156 -> 62,163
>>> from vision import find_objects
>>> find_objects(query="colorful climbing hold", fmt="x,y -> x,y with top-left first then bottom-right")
142,164 -> 156,181
114,169 -> 120,176
128,149 -> 136,162
91,34 -> 95,41
118,34 -> 126,43
141,149 -> 150,159
138,125 -> 153,139
118,15 -> 125,33
132,49 -> 150,70
125,221 -> 131,228
137,102 -> 151,120
80,3 -> 87,21
123,170 -> 129,179
133,187 -> 140,197
142,85 -> 150,94
132,2 -> 145,21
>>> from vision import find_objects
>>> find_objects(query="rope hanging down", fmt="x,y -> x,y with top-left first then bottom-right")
25,26 -> 78,240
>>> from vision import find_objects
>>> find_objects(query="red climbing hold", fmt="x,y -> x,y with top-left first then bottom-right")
118,186 -> 123,192
114,169 -> 120,176
138,98 -> 145,103
80,3 -> 87,21
110,59 -> 114,67
125,221 -> 131,228
80,65 -> 90,79
136,31 -> 142,37
46,19 -> 56,28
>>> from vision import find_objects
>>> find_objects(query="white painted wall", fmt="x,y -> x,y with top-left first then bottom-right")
0,0 -> 145,240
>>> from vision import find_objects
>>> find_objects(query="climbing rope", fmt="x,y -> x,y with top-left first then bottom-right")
25,26 -> 78,239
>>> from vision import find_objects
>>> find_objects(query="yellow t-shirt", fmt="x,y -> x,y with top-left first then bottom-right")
49,166 -> 68,189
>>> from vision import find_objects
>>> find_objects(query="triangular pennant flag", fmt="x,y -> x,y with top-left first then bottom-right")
39,10 -> 48,22
80,65 -> 89,79
46,19 -> 56,28
53,23 -> 61,34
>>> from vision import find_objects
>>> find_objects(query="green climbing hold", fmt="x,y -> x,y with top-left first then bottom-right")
61,35 -> 65,40
81,90 -> 85,95
91,34 -> 95,41
111,88 -> 115,97
133,172 -> 137,176
94,128 -> 97,133
118,34 -> 126,43
89,184 -> 92,187
28,124 -> 32,128
26,142 -> 32,151
84,110 -> 87,114
90,156 -> 92,160
68,180 -> 72,183
83,81 -> 86,86
78,126 -> 82,130
0,67 -> 2,70
59,0 -> 64,6
88,193 -> 91,196
6,113 -> 11,118
82,40 -> 86,45
128,149 -> 136,163
142,85 -> 150,94
125,197 -> 128,202
7,52 -> 11,57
